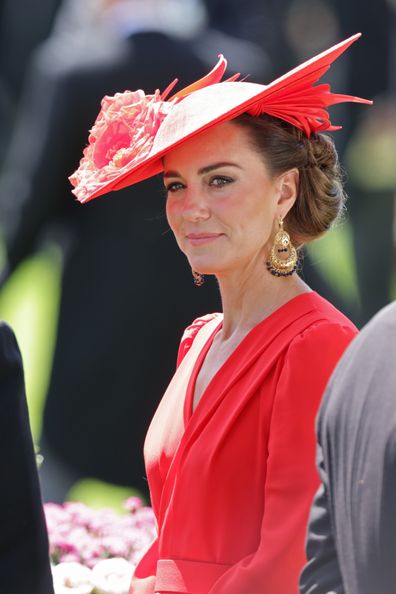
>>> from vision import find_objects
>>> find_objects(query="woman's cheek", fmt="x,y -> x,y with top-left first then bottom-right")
165,200 -> 177,229
165,204 -> 184,250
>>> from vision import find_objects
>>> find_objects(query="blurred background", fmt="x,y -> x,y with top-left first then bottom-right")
0,0 -> 395,509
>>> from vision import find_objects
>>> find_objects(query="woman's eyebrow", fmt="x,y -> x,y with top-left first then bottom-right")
163,162 -> 242,178
198,162 -> 242,175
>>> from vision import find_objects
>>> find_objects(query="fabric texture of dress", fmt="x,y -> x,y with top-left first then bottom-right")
129,292 -> 357,594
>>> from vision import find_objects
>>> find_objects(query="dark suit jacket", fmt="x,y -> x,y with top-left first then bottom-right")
0,28 -> 268,493
0,322 -> 54,594
300,301 -> 396,594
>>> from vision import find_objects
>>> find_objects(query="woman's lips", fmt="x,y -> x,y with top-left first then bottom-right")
186,233 -> 223,246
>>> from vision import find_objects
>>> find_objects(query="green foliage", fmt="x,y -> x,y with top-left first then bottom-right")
0,247 -> 61,440
67,478 -> 144,510
306,220 -> 359,306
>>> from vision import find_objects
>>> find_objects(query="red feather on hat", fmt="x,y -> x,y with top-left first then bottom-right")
245,33 -> 371,137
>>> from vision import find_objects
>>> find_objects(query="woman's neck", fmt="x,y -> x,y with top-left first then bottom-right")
216,267 -> 311,340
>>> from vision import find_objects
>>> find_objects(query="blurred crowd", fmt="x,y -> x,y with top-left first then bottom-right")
0,0 -> 395,502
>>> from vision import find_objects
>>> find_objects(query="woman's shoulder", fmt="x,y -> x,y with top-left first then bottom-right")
261,292 -> 359,365
269,295 -> 359,398
305,291 -> 357,329
256,291 -> 357,346
280,291 -> 356,334
283,292 -> 358,364
176,313 -> 223,367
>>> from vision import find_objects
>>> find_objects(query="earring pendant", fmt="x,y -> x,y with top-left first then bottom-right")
192,270 -> 205,286
266,219 -> 298,277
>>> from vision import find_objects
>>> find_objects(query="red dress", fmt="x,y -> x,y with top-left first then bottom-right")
129,292 -> 357,594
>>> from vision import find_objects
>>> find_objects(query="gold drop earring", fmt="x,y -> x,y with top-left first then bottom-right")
266,218 -> 298,277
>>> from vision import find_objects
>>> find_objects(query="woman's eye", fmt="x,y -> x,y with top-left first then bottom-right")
165,181 -> 185,193
210,176 -> 233,188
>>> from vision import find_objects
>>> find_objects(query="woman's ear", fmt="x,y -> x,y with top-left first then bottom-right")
275,168 -> 299,218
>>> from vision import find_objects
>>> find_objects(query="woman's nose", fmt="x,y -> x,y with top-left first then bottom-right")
181,187 -> 210,221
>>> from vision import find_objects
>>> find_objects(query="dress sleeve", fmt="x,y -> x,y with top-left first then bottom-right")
176,314 -> 220,368
209,322 -> 357,594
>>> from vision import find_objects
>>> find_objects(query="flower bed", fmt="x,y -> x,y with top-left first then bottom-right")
45,497 -> 156,594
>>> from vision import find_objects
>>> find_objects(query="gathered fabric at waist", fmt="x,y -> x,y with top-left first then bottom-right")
155,558 -> 232,593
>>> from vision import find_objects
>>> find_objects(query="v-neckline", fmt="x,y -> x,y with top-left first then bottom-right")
183,318 -> 223,424
183,291 -> 317,424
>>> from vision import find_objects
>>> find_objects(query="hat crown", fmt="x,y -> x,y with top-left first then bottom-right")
151,82 -> 265,155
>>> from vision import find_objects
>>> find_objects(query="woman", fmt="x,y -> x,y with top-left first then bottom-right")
70,34 -> 371,594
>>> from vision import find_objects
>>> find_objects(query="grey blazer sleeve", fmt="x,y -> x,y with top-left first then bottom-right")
299,423 -> 344,594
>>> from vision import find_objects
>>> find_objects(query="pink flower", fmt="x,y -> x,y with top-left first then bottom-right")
59,552 -> 82,564
63,502 -> 96,527
47,498 -> 157,572
50,538 -> 80,565
100,536 -> 130,559
70,90 -> 171,202
69,55 -> 232,203
123,496 -> 143,514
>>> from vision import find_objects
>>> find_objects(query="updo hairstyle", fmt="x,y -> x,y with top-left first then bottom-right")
233,113 -> 345,246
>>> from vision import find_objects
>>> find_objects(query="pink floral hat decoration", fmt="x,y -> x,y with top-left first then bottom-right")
70,33 -> 372,203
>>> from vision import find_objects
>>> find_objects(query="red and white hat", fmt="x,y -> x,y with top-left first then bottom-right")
70,33 -> 372,204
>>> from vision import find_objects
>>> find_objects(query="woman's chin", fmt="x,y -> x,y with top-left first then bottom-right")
188,262 -> 220,276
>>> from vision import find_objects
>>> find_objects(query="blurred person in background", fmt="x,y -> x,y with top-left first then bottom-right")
0,78 -> 11,165
0,0 -> 62,162
285,0 -> 396,325
0,0 -> 269,502
0,0 -> 61,101
332,0 -> 396,324
203,0 -> 293,74
0,321 -> 54,594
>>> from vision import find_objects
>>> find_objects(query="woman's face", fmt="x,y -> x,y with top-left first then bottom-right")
164,121 -> 297,277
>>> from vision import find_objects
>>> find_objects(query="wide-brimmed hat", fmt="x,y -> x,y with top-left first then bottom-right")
70,33 -> 372,203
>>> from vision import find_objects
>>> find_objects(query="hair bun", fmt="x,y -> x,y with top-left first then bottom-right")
234,114 -> 346,246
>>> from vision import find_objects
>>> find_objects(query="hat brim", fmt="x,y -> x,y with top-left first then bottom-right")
73,33 -> 371,203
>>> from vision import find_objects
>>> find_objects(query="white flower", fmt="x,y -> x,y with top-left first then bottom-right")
52,562 -> 93,594
91,558 -> 134,594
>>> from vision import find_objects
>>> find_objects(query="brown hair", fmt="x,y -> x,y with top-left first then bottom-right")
232,113 -> 346,246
